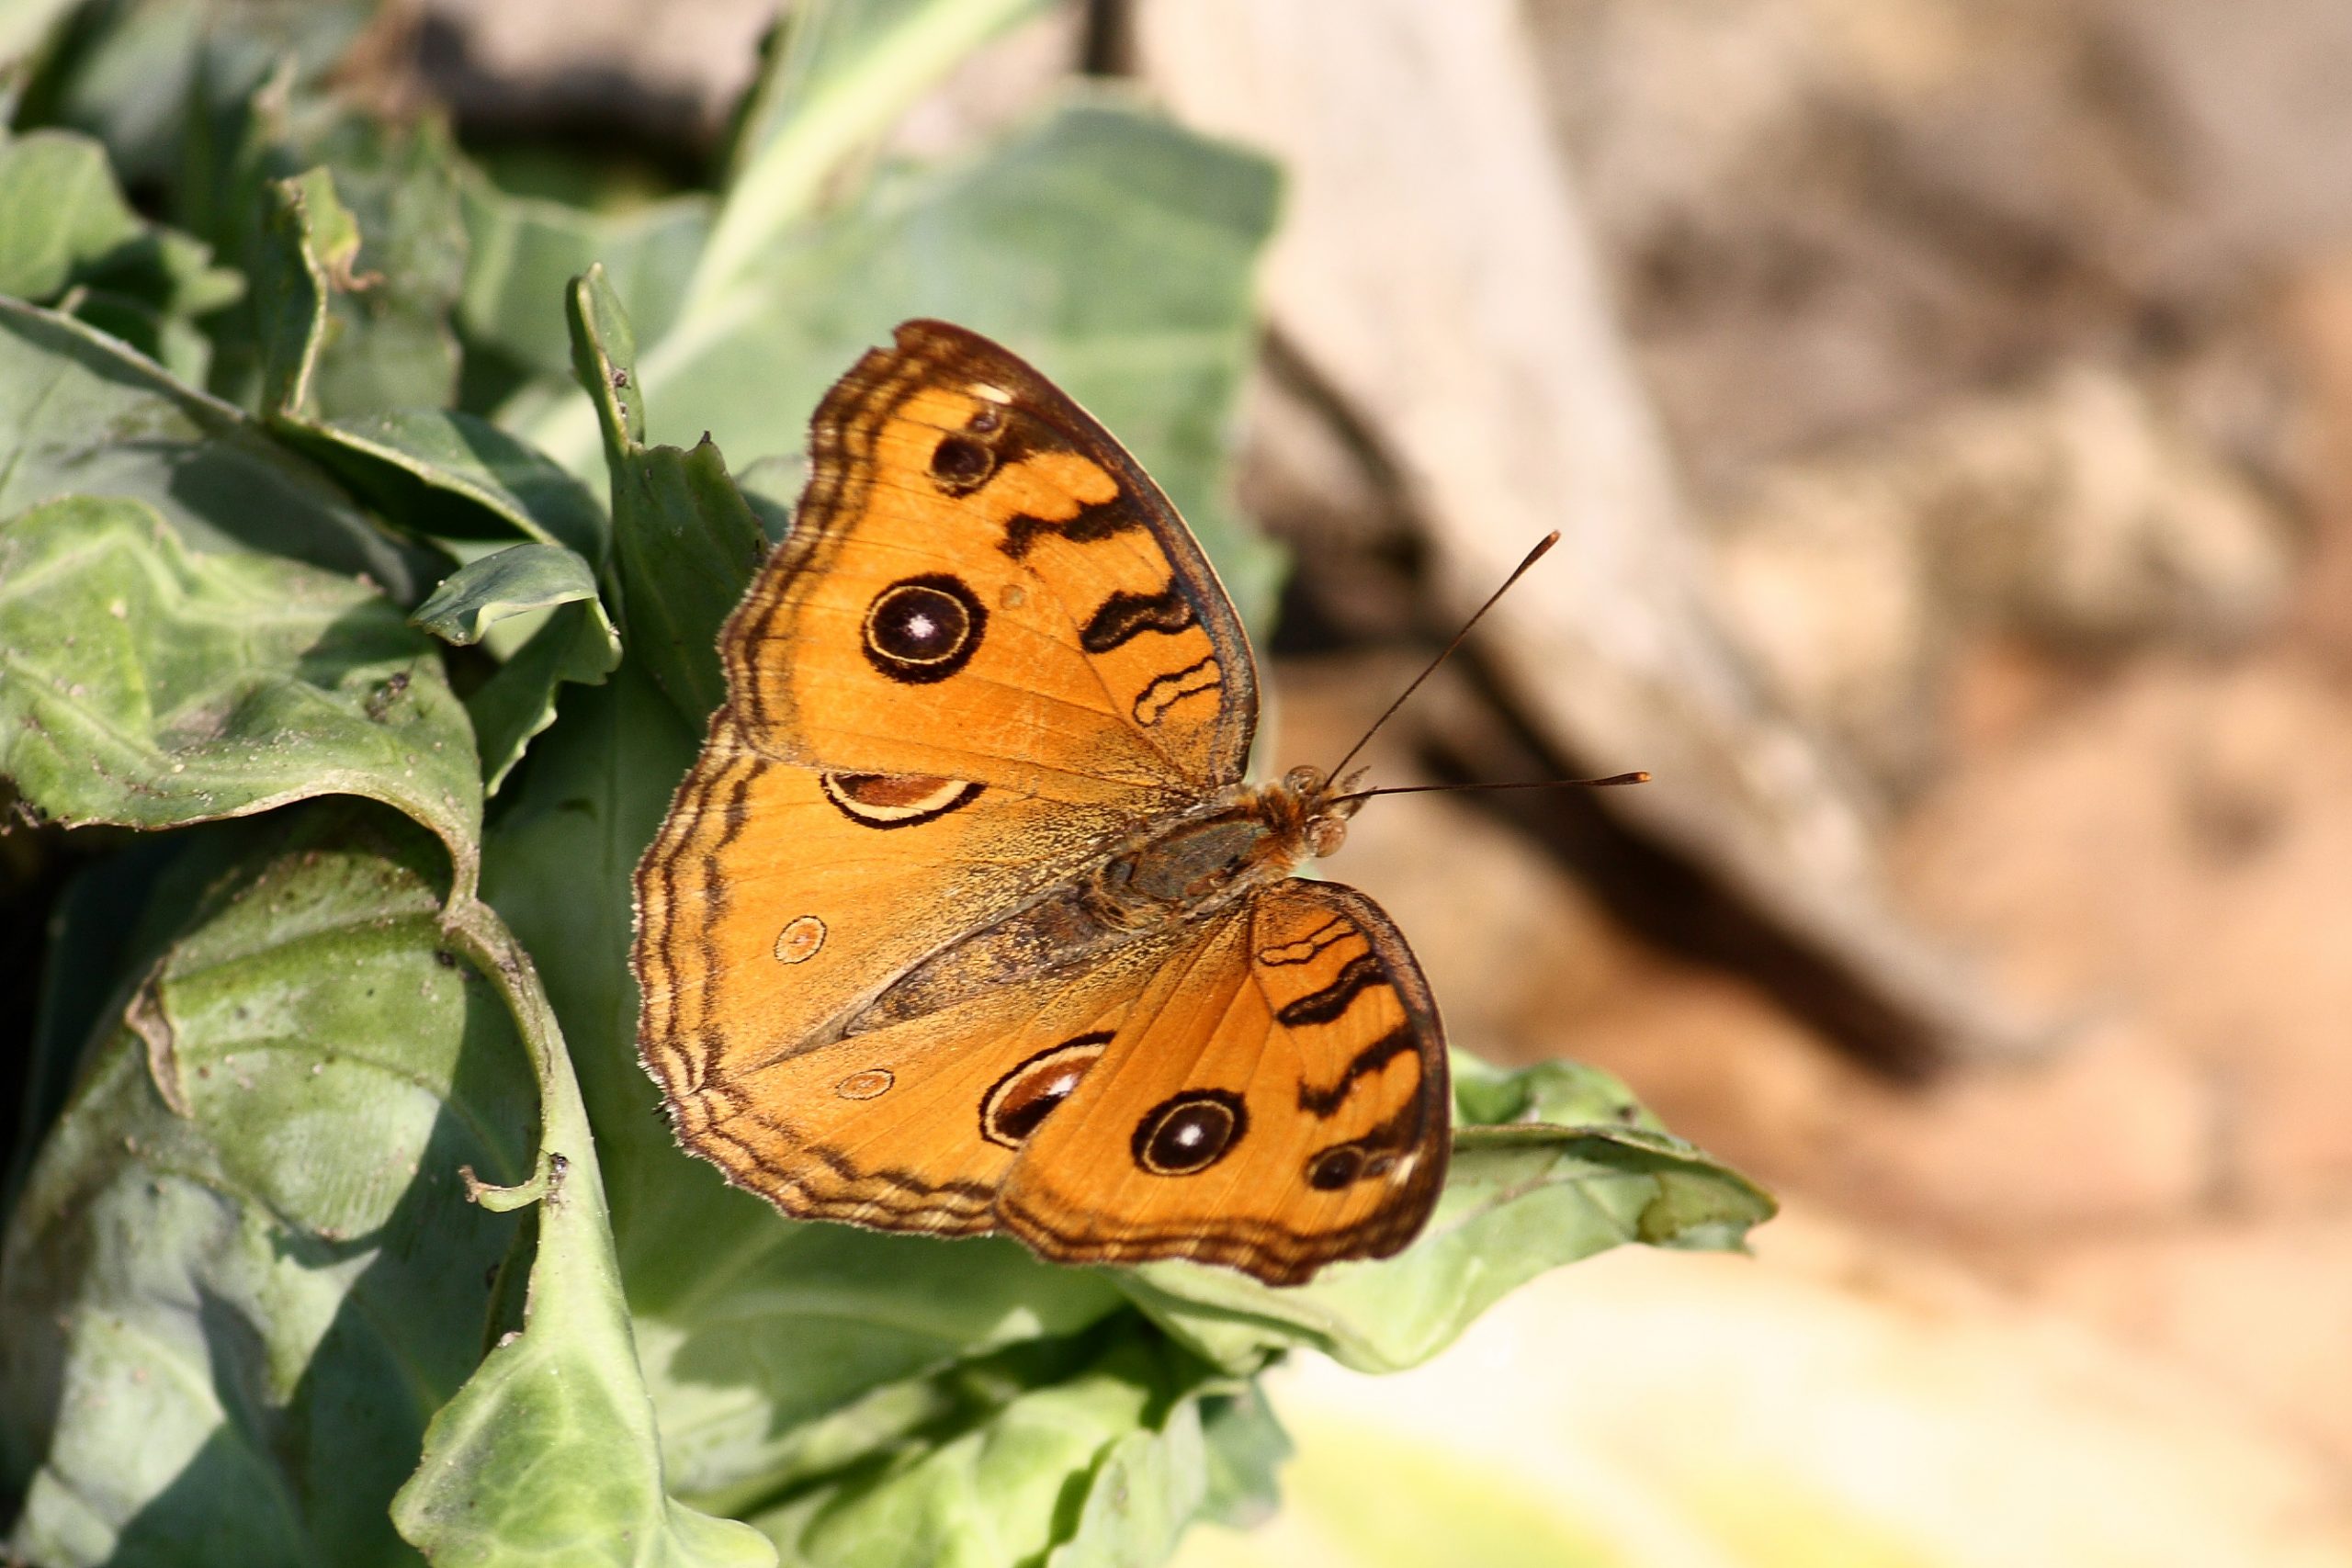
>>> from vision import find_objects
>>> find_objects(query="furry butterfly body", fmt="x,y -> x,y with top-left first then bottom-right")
631,321 -> 1447,1285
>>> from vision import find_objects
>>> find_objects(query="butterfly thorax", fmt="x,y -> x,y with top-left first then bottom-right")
1093,765 -> 1352,926
851,768 -> 1353,1033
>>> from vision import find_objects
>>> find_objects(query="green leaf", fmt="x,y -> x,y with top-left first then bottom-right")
1450,1052 -> 1666,1129
0,806 -> 537,1568
744,1328 -> 1212,1568
409,543 -> 622,795
523,98 -> 1286,632
458,170 -> 710,384
0,129 -> 143,299
254,145 -> 465,423
5,830 -> 212,1212
696,0 -> 1050,299
463,600 -> 621,795
566,268 -> 766,728
0,296 -> 434,599
1190,1388 -> 1291,1532
0,494 -> 484,896
255,165 -> 360,418
1116,1061 -> 1776,1375
0,126 -> 239,319
19,0 -> 372,193
281,409 -> 611,562
412,543 -> 605,647
390,896 -> 774,1568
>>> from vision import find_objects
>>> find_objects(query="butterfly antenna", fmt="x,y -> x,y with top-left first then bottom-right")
1321,531 -> 1563,787
1323,773 -> 1650,810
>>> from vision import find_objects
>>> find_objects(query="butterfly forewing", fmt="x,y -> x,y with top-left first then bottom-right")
719,321 -> 1257,805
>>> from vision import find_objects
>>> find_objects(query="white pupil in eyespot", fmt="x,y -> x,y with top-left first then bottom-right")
1173,1122 -> 1203,1146
905,613 -> 934,640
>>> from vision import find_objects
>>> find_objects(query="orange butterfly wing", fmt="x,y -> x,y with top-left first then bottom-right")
1000,880 -> 1449,1284
634,321 -> 1450,1284
721,320 -> 1257,803
637,320 -> 1259,1157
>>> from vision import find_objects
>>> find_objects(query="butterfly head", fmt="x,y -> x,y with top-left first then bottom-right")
1275,763 -> 1368,863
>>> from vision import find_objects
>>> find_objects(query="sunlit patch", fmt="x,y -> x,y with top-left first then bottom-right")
982,1034 -> 1111,1148
775,915 -> 826,963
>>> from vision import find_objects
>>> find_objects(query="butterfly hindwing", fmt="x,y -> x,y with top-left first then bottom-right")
997,879 -> 1450,1284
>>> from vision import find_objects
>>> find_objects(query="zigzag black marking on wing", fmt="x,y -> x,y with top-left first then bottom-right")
1258,917 -> 1351,967
1001,494 -> 1144,561
1080,581 -> 1197,652
1275,953 -> 1389,1028
1297,1022 -> 1419,1117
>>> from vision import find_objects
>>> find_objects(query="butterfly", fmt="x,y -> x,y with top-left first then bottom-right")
630,321 -> 1449,1285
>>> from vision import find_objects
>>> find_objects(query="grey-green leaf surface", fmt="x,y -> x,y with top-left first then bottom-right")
0,297 -> 431,599
255,165 -> 363,421
1117,1060 -> 1775,1375
0,807 -> 536,1568
412,543 -> 605,648
744,1328 -> 1212,1568
247,132 -> 465,422
518,97 -> 1284,633
0,127 -> 240,317
0,128 -> 147,299
409,543 -> 621,795
390,894 -> 774,1568
1189,1388 -> 1290,1533
458,172 -> 710,384
0,494 -> 484,895
463,600 -> 621,795
281,409 -> 610,562
567,268 -> 765,728
697,0 -> 1050,297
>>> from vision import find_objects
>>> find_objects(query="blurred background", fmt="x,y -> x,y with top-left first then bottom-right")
21,0 -> 2352,1561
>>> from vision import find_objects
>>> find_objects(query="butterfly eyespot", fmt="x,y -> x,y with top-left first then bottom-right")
982,1035 -> 1111,1148
967,402 -> 1005,434
820,772 -> 983,829
999,582 -> 1028,611
1306,1145 -> 1364,1190
863,575 -> 986,683
835,1068 -> 893,1100
929,434 -> 995,491
1133,1089 -> 1248,1177
774,915 -> 827,962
